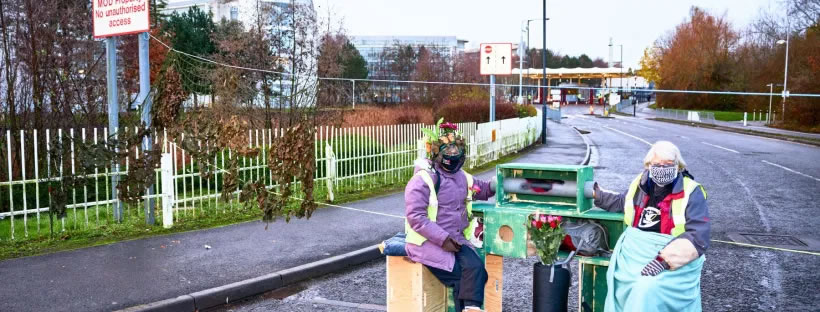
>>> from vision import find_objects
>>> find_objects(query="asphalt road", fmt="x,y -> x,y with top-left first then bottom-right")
222,105 -> 820,312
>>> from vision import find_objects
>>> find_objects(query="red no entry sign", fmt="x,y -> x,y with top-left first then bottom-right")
485,45 -> 493,53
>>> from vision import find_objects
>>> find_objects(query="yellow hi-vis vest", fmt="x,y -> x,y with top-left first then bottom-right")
405,170 -> 476,246
623,173 -> 705,237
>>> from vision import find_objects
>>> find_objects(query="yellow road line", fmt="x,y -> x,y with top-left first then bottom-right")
711,239 -> 820,256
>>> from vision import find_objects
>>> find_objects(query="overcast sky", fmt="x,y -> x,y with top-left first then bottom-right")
316,0 -> 784,69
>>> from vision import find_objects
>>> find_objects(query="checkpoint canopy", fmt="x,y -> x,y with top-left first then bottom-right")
513,67 -> 626,80
93,0 -> 151,38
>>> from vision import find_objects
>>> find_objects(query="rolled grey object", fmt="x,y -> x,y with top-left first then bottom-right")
583,181 -> 596,199
503,178 -> 578,197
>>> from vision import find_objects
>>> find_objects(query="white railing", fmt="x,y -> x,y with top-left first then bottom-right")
0,116 -> 540,239
655,108 -> 716,124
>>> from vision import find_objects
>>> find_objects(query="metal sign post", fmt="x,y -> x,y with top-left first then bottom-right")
138,32 -> 154,225
105,37 -> 123,222
94,0 -> 151,223
490,75 -> 496,122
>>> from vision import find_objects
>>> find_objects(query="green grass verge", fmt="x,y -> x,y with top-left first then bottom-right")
0,143 -> 540,261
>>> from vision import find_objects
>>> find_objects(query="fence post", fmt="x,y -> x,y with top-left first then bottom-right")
325,142 -> 336,202
160,153 -> 174,228
494,124 -> 500,161
469,135 -> 477,169
417,138 -> 426,160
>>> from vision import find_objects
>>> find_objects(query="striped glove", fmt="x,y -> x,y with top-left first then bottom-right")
641,255 -> 670,276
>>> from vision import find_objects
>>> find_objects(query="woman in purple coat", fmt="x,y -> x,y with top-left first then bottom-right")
404,125 -> 496,312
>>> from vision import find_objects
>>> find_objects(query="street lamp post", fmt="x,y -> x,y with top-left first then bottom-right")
527,18 -> 550,66
518,22 -> 525,104
608,42 -> 623,114
619,45 -> 623,93
777,34 -> 789,122
765,83 -> 783,124
766,83 -> 774,124
522,18 -> 549,106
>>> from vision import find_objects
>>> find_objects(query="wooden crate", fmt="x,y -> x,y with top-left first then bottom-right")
387,256 -> 448,312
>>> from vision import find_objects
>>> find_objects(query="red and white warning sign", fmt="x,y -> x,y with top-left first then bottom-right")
93,0 -> 151,38
479,43 -> 512,76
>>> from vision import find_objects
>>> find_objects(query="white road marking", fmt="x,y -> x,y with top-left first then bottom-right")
603,126 -> 652,146
761,160 -> 820,182
632,124 -> 655,130
701,142 -> 740,154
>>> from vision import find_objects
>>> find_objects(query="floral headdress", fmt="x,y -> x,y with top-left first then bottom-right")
421,118 -> 465,159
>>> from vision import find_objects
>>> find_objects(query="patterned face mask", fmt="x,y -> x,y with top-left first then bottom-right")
439,144 -> 465,173
649,164 -> 678,186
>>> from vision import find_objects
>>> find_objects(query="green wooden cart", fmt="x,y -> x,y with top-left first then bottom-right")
468,163 -> 625,312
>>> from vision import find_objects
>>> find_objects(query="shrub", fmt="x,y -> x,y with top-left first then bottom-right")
342,105 -> 432,126
515,104 -> 538,118
436,100 -> 519,123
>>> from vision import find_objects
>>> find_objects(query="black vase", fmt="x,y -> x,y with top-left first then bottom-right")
533,262 -> 571,312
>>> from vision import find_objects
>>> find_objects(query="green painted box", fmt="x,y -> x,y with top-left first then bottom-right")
495,163 -> 594,213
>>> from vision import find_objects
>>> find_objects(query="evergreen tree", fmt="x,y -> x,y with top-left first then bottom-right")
164,7 -> 217,105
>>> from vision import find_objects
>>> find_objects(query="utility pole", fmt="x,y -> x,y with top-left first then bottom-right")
540,0 -> 548,144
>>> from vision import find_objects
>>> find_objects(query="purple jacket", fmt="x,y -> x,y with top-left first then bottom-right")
404,161 -> 495,272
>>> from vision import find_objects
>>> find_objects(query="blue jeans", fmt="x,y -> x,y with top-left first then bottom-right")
426,247 -> 488,311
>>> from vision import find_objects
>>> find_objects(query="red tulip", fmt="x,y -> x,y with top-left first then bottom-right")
550,221 -> 557,229
536,220 -> 544,229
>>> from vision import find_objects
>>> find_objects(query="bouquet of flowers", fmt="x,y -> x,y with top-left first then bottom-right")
527,213 -> 565,265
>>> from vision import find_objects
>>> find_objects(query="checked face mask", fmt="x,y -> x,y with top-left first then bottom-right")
649,164 -> 678,186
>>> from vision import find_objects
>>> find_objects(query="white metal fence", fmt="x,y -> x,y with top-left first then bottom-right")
0,115 -> 541,240
655,108 -> 716,124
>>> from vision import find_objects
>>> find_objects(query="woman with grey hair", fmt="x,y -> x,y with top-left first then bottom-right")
594,140 -> 710,312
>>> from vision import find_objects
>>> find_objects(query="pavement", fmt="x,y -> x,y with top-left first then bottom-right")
0,119 -> 588,312
221,105 -> 820,312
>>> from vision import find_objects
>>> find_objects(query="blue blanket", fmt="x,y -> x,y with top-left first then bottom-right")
605,227 -> 705,312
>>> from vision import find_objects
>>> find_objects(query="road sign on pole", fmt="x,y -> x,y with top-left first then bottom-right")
480,43 -> 513,76
93,0 -> 151,38
481,43 -> 512,122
